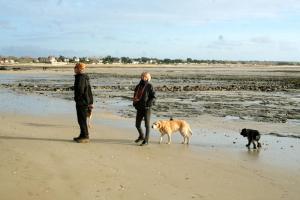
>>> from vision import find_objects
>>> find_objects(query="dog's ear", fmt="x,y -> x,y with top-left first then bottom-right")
156,121 -> 161,128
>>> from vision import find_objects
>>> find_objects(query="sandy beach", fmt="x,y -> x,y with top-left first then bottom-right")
0,111 -> 299,200
1,64 -> 300,199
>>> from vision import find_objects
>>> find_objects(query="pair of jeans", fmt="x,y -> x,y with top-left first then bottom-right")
76,105 -> 89,138
135,109 -> 151,142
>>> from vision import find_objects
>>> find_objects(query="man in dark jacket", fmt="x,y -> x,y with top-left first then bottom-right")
133,72 -> 156,146
73,63 -> 93,143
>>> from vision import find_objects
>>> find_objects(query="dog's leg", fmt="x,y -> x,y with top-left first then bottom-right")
180,131 -> 187,144
182,136 -> 186,144
186,136 -> 190,144
246,138 -> 251,148
88,118 -> 91,128
252,140 -> 257,149
87,115 -> 92,128
167,133 -> 171,144
257,141 -> 262,148
159,134 -> 163,144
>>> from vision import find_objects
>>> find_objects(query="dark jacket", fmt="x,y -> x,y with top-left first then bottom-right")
133,80 -> 156,110
74,73 -> 93,106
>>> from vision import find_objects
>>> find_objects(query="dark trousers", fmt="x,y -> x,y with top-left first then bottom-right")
76,105 -> 89,138
135,109 -> 151,142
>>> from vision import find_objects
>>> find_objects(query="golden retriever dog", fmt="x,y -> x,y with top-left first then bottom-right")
152,118 -> 192,144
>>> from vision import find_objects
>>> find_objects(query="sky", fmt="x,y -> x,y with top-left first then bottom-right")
1,0 -> 300,61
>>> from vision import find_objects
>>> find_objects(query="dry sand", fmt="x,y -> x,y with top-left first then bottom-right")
0,112 -> 299,200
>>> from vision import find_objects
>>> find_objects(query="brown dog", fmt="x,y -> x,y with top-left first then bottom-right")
152,118 -> 192,144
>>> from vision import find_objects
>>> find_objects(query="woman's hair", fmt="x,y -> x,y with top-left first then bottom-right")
141,72 -> 151,81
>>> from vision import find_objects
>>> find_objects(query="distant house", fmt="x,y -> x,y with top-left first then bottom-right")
147,59 -> 157,64
0,58 -> 15,64
63,58 -> 69,63
73,57 -> 80,62
38,57 -> 48,63
48,56 -> 57,64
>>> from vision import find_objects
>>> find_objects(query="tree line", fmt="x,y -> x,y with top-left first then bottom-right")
0,55 -> 299,66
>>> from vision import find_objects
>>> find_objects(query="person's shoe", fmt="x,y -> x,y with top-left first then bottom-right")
134,137 -> 144,143
73,136 -> 81,141
140,140 -> 148,146
75,137 -> 90,143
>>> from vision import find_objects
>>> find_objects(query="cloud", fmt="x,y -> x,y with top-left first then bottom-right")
56,0 -> 63,6
0,45 -> 94,57
250,36 -> 273,44
0,20 -> 14,30
98,0 -> 300,26
102,36 -> 117,41
1,0 -> 299,61
205,37 -> 242,50
3,0 -> 300,26
12,30 -> 94,41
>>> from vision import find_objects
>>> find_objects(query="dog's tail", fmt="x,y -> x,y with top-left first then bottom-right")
188,127 -> 193,135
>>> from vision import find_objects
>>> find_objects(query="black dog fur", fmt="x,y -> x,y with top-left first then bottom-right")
240,128 -> 262,149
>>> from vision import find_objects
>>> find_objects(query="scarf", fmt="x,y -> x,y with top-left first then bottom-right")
133,80 -> 148,103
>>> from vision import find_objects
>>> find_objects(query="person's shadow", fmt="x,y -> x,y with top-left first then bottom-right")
0,135 -> 72,143
0,135 -> 135,146
92,138 -> 136,145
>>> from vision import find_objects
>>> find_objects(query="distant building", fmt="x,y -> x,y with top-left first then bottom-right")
0,58 -> 15,64
38,57 -> 48,63
73,57 -> 80,62
147,59 -> 157,64
48,56 -> 57,64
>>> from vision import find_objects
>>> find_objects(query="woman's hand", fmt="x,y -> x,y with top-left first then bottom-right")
88,104 -> 94,110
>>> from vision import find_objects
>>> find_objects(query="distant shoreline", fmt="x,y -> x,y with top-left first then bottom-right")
1,62 -> 300,70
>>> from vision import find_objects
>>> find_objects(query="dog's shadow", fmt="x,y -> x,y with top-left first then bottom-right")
237,148 -> 261,161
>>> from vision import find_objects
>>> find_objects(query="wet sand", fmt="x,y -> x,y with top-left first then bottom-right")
1,64 -> 299,124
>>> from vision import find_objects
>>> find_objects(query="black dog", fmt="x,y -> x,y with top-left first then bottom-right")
240,128 -> 262,149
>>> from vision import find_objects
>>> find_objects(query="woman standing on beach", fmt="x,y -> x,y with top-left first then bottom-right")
133,72 -> 156,146
73,63 -> 93,143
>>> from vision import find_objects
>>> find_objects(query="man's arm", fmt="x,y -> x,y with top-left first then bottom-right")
75,75 -> 86,102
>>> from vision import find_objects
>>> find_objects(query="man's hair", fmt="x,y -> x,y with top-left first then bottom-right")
75,63 -> 86,71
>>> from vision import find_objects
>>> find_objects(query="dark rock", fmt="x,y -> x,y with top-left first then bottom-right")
0,66 -> 8,70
